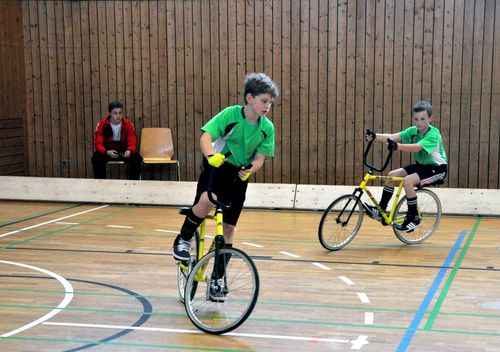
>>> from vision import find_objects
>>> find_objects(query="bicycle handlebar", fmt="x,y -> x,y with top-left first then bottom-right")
206,151 -> 252,210
363,130 -> 394,172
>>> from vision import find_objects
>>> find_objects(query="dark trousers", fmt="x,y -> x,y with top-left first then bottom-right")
91,151 -> 143,180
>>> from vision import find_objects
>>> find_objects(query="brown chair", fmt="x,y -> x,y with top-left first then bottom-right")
140,128 -> 180,181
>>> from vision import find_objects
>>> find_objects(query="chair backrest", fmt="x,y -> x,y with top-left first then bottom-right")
140,128 -> 175,160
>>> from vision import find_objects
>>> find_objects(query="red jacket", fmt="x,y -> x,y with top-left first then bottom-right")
94,116 -> 138,154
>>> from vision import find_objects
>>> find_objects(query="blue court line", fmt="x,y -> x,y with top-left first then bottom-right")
396,230 -> 467,352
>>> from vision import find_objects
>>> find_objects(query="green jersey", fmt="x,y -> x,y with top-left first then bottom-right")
399,125 -> 447,165
201,105 -> 275,167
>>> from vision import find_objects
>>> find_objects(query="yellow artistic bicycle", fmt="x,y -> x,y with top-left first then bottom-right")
176,165 -> 259,334
318,135 -> 442,251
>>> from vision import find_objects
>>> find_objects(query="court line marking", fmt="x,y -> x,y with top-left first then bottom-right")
0,205 -> 109,238
312,262 -> 331,270
106,225 -> 133,229
339,276 -> 355,285
357,293 -> 370,304
43,321 -> 356,345
364,312 -> 374,325
242,242 -> 264,248
0,260 -> 74,338
155,229 -> 178,233
279,251 -> 300,258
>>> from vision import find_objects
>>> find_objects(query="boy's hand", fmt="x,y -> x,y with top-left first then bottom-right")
387,138 -> 398,151
239,166 -> 252,181
207,153 -> 225,167
365,129 -> 376,141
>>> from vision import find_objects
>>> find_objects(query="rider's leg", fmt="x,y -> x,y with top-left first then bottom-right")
380,168 -> 408,210
403,173 -> 421,217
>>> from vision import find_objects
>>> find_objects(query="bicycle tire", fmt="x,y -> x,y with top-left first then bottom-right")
318,194 -> 364,251
177,230 -> 200,303
393,188 -> 442,244
184,247 -> 259,334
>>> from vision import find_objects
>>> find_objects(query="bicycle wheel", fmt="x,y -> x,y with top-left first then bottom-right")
318,194 -> 364,251
177,231 -> 199,303
393,188 -> 442,244
184,247 -> 259,334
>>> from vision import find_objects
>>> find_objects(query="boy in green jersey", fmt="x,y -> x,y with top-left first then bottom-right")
173,73 -> 279,299
365,100 -> 448,232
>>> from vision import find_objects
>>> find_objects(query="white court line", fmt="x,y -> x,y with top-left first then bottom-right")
357,292 -> 370,303
279,251 -> 300,258
0,261 -> 74,337
55,222 -> 79,225
364,312 -> 374,325
155,229 -> 178,234
42,321 -> 351,344
106,225 -> 133,229
339,276 -> 355,285
0,205 -> 109,238
312,262 -> 331,270
242,242 -> 264,248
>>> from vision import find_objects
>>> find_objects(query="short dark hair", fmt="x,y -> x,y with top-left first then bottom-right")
412,100 -> 432,116
108,101 -> 124,112
243,73 -> 279,104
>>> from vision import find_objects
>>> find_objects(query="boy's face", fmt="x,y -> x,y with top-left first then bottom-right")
109,108 -> 124,125
413,110 -> 431,133
247,93 -> 274,116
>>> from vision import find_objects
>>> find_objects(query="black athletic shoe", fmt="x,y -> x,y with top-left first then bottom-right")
208,276 -> 227,302
365,204 -> 389,226
172,235 -> 191,261
394,215 -> 421,232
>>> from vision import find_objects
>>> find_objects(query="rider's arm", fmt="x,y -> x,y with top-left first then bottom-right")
394,143 -> 423,152
200,132 -> 216,158
373,132 -> 401,143
248,152 -> 266,173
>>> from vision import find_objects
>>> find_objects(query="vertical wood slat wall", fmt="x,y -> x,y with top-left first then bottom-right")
1,0 -> 498,188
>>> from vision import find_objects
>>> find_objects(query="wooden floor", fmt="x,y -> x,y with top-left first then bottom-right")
0,200 -> 499,352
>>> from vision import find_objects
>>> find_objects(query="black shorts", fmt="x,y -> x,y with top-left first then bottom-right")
193,158 -> 248,226
403,163 -> 448,186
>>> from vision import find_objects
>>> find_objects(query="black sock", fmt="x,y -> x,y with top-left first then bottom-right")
215,243 -> 233,279
407,196 -> 418,216
379,186 -> 394,210
179,209 -> 204,240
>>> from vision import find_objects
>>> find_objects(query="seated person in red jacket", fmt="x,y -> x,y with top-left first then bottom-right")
92,101 -> 143,179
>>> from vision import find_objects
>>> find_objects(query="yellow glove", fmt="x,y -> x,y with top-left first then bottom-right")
207,153 -> 225,168
240,169 -> 252,181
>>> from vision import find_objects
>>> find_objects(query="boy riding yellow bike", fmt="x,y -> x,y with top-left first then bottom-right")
172,72 -> 279,301
365,100 -> 448,232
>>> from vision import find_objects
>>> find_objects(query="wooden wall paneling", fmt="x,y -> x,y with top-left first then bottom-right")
449,0 -> 465,188
440,0 -> 454,187
422,0 -> 434,98
227,0 -> 238,108
344,0 -> 356,185
218,0 -> 229,110
22,1 -> 34,176
400,0 -> 415,169
140,1 -> 151,130
235,0 -> 246,95
63,2 -> 76,177
54,1 -> 68,178
299,0 -> 310,184
46,1 -> 60,177
166,1 -> 178,180
114,1 -> 125,112
279,0 -> 291,184
210,0 -> 220,117
381,0 -> 394,174
149,1 -> 159,129
38,1 -> 53,177
289,0 -> 300,184
132,2 -> 143,134
262,0 -> 274,183
468,0 -> 484,188
80,2 -> 92,177
200,0 -> 211,136
245,0 -> 255,75
363,0 -> 376,174
458,0 -> 474,188
106,2 -> 117,103
174,0 -> 186,181
183,0 -> 195,181
354,0 -> 366,182
97,2 -> 108,117
412,0 -> 424,101
308,0 -> 319,185
254,0 -> 264,74
317,0 -> 328,185
326,0 -> 337,185
335,0 -> 347,185
489,0 -> 500,189
192,0 -> 203,176
123,2 -> 134,123
478,0 -> 494,188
